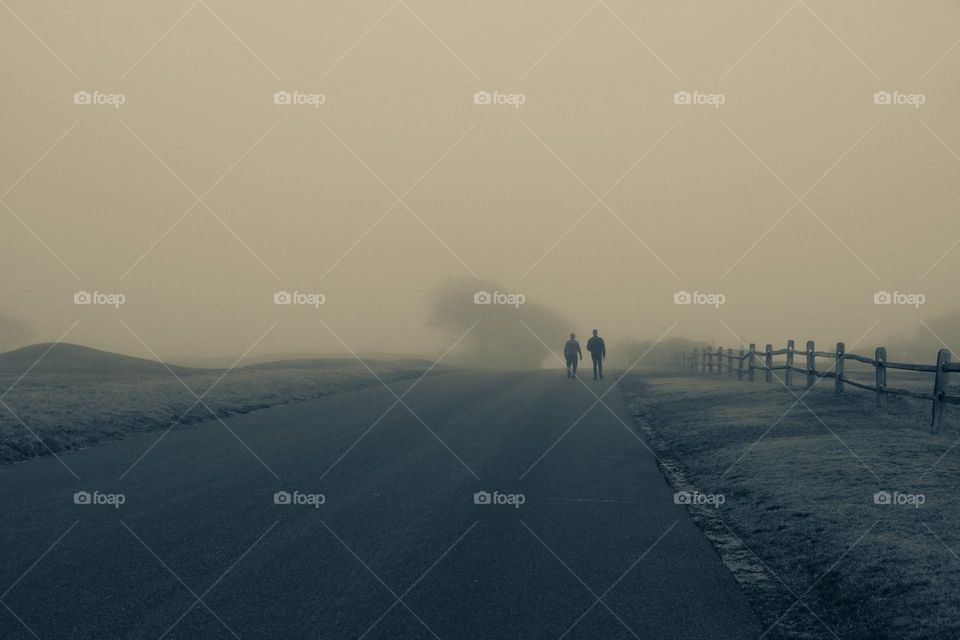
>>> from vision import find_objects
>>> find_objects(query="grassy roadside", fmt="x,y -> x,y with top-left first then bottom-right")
0,363 -> 441,464
621,372 -> 960,640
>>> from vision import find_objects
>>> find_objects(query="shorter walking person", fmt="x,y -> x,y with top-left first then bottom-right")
563,333 -> 582,378
587,329 -> 605,380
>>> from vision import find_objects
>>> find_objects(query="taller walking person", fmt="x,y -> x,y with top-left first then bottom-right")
587,329 -> 605,380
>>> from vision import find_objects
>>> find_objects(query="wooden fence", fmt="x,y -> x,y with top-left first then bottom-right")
670,340 -> 959,432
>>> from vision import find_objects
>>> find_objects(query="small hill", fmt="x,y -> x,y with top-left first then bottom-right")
0,343 -> 206,375
174,350 -> 431,369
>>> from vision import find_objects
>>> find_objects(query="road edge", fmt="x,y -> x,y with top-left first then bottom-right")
619,377 -> 815,640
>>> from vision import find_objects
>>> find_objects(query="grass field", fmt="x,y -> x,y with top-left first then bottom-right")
0,361 -> 439,464
622,372 -> 960,640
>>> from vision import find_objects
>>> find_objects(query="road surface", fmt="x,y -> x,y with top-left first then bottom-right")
0,370 -> 763,639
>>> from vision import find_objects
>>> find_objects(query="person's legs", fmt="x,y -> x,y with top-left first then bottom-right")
598,356 -> 603,379
565,354 -> 573,377
571,356 -> 578,377
592,355 -> 600,379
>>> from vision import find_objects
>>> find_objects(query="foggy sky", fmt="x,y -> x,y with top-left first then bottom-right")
2,1 -> 959,366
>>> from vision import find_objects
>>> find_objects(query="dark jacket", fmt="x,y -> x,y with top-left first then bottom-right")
587,336 -> 605,358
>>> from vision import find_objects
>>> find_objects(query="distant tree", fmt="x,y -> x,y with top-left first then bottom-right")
429,280 -> 570,369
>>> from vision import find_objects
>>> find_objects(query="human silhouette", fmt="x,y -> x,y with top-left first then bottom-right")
563,333 -> 582,378
586,329 -> 606,380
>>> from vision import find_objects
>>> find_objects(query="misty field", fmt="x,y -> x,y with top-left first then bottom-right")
622,373 -> 960,640
0,362 -> 438,464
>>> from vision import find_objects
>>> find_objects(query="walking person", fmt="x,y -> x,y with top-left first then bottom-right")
587,329 -> 605,380
563,333 -> 582,378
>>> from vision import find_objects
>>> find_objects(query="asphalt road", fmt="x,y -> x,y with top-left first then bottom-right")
0,370 -> 763,639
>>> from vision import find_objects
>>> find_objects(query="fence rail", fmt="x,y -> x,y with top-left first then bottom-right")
670,340 -> 955,432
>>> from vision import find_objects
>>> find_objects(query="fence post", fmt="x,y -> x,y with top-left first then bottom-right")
702,349 -> 707,374
785,339 -> 795,387
728,348 -> 734,377
748,344 -> 756,382
764,344 -> 773,383
806,341 -> 815,389
692,348 -> 698,373
717,347 -> 723,375
835,342 -> 845,394
932,349 -> 951,433
875,347 -> 886,408
738,349 -> 744,380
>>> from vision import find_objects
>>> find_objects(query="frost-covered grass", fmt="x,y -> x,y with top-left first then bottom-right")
0,362 -> 438,464
622,372 -> 960,640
